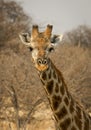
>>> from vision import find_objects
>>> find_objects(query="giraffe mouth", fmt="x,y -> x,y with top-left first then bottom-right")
35,64 -> 48,72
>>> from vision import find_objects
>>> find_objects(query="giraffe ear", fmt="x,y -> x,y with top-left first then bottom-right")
51,34 -> 63,45
19,33 -> 31,46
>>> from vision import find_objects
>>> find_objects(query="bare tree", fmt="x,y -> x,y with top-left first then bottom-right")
62,25 -> 91,47
0,0 -> 32,48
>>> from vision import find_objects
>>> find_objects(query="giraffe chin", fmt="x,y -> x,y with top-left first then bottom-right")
35,64 -> 48,72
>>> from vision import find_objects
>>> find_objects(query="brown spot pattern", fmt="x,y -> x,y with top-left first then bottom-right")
53,70 -> 56,78
55,83 -> 59,93
76,105 -> 82,119
74,115 -> 82,130
64,97 -> 69,106
60,118 -> 71,130
69,98 -> 74,113
52,95 -> 62,102
71,126 -> 76,130
52,95 -> 62,111
52,100 -> 59,111
42,71 -> 47,80
56,106 -> 67,120
46,80 -> 54,94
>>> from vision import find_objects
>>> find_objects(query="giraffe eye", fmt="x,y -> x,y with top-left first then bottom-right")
48,47 -> 54,52
29,47 -> 33,51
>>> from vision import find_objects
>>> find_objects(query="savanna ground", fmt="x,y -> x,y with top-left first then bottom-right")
0,0 -> 91,130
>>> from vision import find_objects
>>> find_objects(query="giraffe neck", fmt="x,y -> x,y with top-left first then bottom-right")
38,58 -> 91,130
39,59 -> 71,119
39,58 -> 69,100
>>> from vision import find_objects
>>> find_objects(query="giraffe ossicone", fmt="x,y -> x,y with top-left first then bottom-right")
19,24 -> 91,130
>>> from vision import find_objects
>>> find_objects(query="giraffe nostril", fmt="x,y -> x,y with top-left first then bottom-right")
42,59 -> 48,65
37,58 -> 42,65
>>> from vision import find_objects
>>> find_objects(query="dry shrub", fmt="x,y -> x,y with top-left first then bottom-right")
0,48 -> 45,129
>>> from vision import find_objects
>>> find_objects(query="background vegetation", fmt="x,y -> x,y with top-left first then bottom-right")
0,0 -> 91,129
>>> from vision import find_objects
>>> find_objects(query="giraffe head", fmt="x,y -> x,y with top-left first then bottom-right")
19,25 -> 63,71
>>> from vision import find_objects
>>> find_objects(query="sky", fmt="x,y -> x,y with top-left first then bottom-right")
16,0 -> 91,34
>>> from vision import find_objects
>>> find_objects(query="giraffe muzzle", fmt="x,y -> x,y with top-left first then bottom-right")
37,58 -> 48,65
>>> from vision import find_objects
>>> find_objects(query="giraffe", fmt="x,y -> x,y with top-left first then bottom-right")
19,25 -> 91,130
